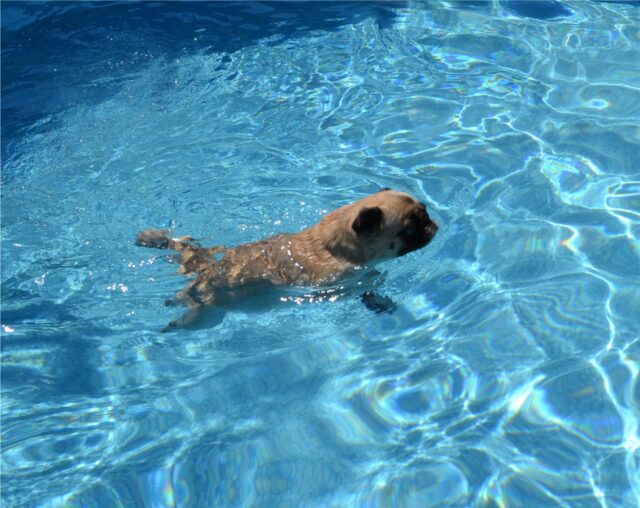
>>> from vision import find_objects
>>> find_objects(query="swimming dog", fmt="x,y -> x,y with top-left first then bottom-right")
136,189 -> 438,329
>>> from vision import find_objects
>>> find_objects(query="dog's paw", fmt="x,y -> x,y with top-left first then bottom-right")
361,291 -> 397,314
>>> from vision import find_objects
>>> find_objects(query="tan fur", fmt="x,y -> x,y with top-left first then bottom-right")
136,189 -> 438,328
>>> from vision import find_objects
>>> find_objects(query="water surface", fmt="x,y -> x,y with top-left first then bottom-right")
2,1 -> 639,507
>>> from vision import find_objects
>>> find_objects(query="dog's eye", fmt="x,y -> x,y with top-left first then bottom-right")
419,203 -> 430,220
403,225 -> 417,236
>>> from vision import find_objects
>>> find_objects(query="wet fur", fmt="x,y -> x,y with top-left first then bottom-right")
136,189 -> 438,330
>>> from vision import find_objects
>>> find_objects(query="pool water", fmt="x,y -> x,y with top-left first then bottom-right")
2,1 -> 639,506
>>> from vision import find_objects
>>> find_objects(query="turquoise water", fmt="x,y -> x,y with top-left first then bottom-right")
2,1 -> 639,506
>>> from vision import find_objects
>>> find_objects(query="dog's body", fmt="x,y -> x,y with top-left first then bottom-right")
137,189 -> 437,329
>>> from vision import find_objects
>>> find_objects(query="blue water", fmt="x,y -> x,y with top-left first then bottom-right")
2,1 -> 639,506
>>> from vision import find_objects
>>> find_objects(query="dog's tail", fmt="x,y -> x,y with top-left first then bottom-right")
135,229 -> 196,251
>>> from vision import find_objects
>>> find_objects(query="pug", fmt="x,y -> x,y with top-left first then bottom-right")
136,189 -> 438,330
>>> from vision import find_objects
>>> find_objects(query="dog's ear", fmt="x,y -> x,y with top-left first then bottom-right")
352,206 -> 384,235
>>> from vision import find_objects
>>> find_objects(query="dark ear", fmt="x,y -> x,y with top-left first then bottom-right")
352,206 -> 384,235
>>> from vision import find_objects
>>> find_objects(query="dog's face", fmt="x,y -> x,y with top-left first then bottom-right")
347,189 -> 438,262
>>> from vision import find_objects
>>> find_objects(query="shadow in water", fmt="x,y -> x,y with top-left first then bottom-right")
1,1 -> 401,163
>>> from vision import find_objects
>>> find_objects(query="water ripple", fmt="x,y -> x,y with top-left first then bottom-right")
2,1 -> 640,507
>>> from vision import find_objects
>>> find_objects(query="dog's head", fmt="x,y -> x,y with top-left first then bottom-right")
351,189 -> 438,261
320,189 -> 438,264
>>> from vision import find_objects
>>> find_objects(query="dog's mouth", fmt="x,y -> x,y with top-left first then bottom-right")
398,220 -> 438,256
426,221 -> 438,241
